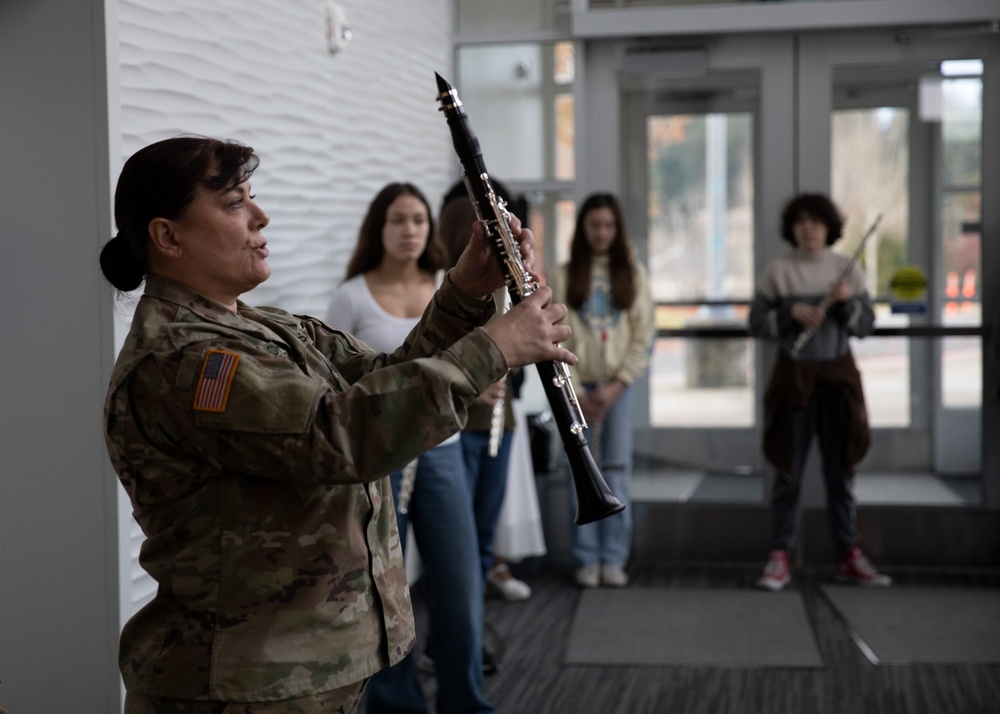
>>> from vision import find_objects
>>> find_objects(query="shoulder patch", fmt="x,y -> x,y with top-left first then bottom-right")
193,349 -> 240,412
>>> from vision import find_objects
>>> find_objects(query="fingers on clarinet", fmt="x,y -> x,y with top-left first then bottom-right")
533,284 -> 553,305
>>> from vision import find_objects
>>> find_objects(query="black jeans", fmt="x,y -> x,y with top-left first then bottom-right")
769,381 -> 859,557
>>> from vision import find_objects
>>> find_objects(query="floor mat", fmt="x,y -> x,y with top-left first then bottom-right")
564,587 -> 824,668
822,585 -> 1000,664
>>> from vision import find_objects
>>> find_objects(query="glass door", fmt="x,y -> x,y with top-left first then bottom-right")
616,29 -> 997,506
618,36 -> 796,501
800,29 -> 997,506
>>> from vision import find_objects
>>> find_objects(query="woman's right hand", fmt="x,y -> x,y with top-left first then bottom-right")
483,286 -> 578,369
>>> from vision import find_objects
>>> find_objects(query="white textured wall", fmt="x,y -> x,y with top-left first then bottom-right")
118,0 -> 455,317
115,0 -> 455,623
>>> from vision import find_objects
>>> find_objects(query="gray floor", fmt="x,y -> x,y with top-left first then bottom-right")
396,562 -> 1000,714
631,469 -> 980,506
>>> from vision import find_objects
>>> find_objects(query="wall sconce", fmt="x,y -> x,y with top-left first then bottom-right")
324,1 -> 352,55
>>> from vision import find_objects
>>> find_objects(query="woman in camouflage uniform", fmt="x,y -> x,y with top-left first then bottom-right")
99,136 -> 574,714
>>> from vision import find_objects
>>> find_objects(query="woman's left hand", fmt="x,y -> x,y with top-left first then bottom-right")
450,217 -> 534,298
583,381 -> 624,422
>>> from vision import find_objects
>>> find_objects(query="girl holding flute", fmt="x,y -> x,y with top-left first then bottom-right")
749,192 -> 891,591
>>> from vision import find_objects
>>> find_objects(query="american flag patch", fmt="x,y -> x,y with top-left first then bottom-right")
193,350 -> 240,412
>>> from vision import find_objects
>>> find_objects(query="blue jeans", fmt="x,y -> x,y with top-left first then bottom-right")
461,429 -> 514,580
365,441 -> 493,714
569,384 -> 634,568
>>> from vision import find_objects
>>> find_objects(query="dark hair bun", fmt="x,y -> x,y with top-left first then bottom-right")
99,233 -> 145,292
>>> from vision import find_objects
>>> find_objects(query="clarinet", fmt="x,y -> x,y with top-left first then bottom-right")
434,72 -> 624,525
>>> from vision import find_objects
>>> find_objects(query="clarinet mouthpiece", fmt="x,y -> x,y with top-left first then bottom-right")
435,72 -> 462,112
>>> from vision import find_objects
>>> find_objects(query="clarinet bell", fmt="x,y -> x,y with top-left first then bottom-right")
567,442 -> 626,525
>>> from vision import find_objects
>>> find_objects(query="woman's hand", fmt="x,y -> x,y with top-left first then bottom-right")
483,286 -> 577,369
450,218 -> 534,299
580,381 -> 624,424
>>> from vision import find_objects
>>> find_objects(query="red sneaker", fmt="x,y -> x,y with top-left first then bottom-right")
835,546 -> 892,587
755,549 -> 791,591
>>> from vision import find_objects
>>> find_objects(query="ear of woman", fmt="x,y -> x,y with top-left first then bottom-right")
148,217 -> 183,260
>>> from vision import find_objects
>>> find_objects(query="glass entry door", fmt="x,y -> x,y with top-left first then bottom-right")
616,36 -> 797,501
799,29 -> 996,506
615,29 -> 997,505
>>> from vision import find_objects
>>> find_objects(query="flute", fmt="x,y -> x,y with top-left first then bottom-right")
486,288 -> 511,457
789,213 -> 882,358
396,459 -> 418,514
435,72 -> 624,525
487,377 -> 506,458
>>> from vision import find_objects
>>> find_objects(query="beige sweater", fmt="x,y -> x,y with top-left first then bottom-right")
551,254 -> 655,386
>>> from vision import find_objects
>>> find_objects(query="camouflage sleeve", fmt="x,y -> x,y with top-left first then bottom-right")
306,270 -> 497,384
125,323 -> 508,487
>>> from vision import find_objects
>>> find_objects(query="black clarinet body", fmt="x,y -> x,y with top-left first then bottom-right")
434,72 -> 624,525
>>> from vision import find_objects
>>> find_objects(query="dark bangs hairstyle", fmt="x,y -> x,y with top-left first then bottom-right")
345,182 -> 447,279
566,192 -> 636,311
100,136 -> 259,292
780,192 -> 845,246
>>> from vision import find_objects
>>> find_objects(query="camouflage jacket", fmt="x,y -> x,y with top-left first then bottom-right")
104,273 -> 504,702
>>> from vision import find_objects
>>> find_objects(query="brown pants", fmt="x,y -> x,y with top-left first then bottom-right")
124,680 -> 368,714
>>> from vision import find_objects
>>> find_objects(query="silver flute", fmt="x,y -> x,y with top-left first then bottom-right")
487,288 -> 512,457
396,459 -> 418,514
487,377 -> 507,458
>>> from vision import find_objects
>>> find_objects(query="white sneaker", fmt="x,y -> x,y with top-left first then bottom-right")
601,564 -> 629,587
487,564 -> 532,602
575,565 -> 600,588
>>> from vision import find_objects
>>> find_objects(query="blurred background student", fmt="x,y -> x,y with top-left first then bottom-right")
748,192 -> 890,592
550,192 -> 654,589
325,182 -> 493,714
437,181 -> 541,605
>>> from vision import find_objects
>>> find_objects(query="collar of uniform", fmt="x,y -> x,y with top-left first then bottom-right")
238,303 -> 300,327
143,274 -> 249,328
